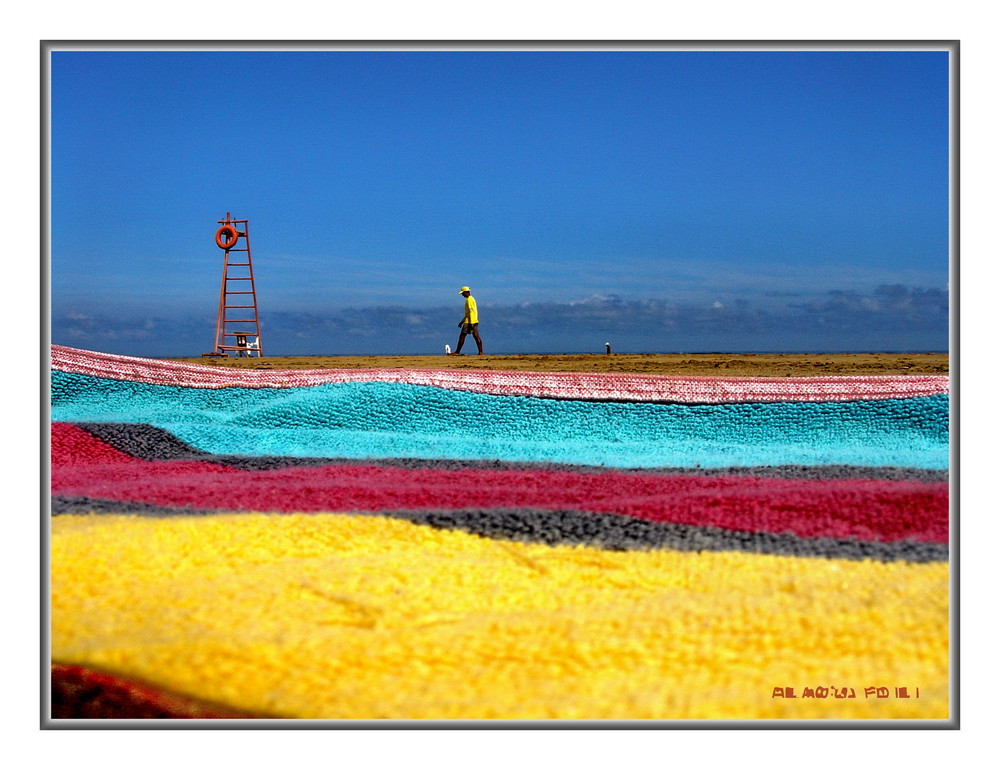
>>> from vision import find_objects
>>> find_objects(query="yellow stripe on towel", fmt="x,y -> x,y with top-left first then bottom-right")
51,513 -> 949,720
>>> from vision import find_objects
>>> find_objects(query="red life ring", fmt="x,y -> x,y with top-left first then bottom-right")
215,224 -> 239,250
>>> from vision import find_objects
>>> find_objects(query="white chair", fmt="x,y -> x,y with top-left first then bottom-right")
245,336 -> 261,357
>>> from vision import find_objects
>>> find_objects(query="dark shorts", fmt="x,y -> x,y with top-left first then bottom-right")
460,323 -> 479,335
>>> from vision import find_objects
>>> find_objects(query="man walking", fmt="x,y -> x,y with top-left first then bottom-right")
451,286 -> 484,355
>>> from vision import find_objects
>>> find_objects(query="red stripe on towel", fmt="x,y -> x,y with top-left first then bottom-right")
51,663 -> 262,719
53,425 -> 947,544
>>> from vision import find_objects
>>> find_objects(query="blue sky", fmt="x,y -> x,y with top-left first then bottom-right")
49,46 -> 951,356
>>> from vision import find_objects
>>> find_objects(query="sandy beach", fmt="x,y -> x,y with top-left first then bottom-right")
169,352 -> 949,377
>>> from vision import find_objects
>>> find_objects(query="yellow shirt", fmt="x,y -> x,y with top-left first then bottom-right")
463,295 -> 478,324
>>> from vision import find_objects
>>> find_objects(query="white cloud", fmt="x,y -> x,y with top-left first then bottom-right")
51,283 -> 949,357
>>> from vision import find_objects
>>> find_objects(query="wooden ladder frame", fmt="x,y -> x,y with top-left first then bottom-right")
207,213 -> 264,357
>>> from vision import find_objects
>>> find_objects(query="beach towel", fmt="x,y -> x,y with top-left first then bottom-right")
48,345 -> 951,721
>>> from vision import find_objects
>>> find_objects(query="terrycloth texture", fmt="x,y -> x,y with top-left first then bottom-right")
52,424 -> 947,547
68,420 -> 953,481
51,514 -> 948,720
51,343 -> 949,402
51,371 -> 949,469
50,663 -> 259,719
48,346 -> 951,721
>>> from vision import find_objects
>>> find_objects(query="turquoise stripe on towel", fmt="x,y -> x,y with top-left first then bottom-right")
50,371 -> 949,470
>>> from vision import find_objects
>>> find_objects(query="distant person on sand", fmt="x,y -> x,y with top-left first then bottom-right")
451,286 -> 484,355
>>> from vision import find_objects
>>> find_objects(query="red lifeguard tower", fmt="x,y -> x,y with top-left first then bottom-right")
204,213 -> 264,357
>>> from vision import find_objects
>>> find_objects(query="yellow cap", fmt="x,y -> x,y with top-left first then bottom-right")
459,286 -> 471,293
